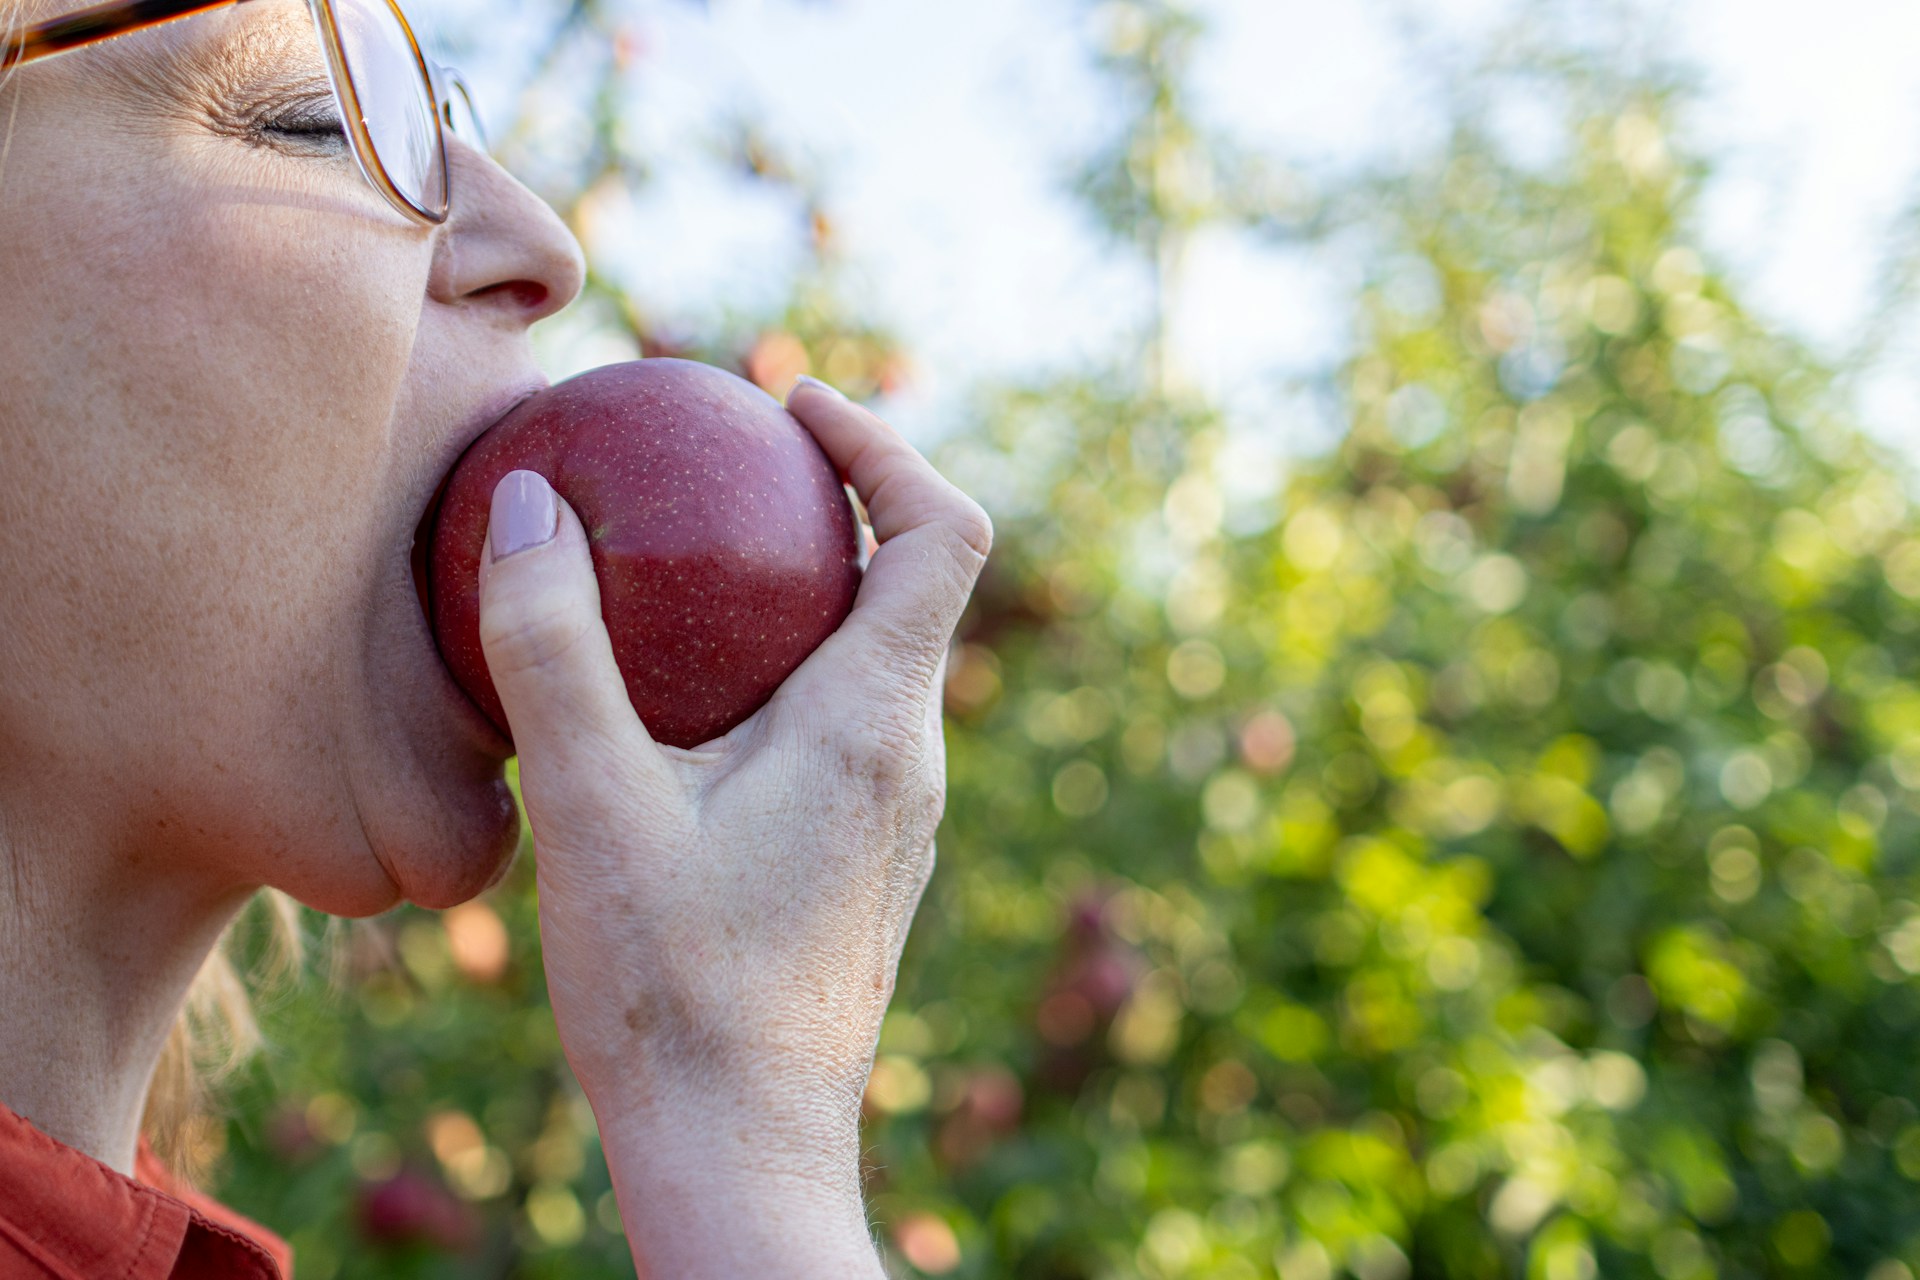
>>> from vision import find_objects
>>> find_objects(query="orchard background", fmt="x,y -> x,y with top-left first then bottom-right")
199,2 -> 1920,1277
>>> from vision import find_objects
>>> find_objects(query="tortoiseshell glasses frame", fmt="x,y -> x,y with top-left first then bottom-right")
1,0 -> 483,225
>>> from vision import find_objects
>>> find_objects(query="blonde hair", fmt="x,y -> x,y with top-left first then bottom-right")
142,890 -> 312,1186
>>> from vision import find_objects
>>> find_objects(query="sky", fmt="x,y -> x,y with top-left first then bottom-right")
413,0 -> 1920,460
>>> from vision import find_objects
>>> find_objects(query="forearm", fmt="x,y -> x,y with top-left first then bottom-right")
596,1086 -> 886,1280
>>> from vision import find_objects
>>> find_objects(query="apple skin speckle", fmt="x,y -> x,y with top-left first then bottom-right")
426,359 -> 862,749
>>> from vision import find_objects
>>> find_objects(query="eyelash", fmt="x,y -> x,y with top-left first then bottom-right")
258,104 -> 349,152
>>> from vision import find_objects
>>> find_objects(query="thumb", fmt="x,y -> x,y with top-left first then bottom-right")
477,470 -> 658,775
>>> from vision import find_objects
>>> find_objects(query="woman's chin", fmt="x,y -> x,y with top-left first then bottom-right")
388,771 -> 522,911
336,596 -> 526,912
393,772 -> 523,910
305,764 -> 522,918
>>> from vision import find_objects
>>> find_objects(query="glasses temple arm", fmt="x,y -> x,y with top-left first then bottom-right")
4,0 -> 256,71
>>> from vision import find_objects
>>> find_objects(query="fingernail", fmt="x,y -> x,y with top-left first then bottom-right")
790,374 -> 846,402
491,470 -> 557,561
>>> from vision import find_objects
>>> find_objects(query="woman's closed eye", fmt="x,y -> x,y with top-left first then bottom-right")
252,95 -> 349,155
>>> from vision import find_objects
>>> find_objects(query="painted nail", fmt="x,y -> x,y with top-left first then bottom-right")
790,374 -> 847,401
491,470 -> 557,561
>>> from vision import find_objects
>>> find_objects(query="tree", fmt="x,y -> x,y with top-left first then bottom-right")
867,3 -> 1920,1278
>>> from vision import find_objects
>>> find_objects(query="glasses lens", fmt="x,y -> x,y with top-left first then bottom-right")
445,77 -> 489,154
333,0 -> 445,219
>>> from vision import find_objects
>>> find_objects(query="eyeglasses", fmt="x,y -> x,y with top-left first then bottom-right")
1,0 -> 481,225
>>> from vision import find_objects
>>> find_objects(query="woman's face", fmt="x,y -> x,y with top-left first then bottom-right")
0,0 -> 584,913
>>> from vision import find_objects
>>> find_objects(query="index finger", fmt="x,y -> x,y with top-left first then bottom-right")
780,379 -> 992,701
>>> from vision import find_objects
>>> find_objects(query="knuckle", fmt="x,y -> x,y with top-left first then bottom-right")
833,714 -> 920,803
949,497 -> 994,561
479,593 -> 596,677
843,433 -> 892,485
927,501 -> 992,579
860,460 -> 916,525
867,609 -> 947,683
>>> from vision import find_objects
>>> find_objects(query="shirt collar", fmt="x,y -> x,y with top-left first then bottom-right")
0,1098 -> 290,1279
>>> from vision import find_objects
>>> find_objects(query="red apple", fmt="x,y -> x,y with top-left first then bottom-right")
427,360 -> 861,749
355,1169 -> 480,1251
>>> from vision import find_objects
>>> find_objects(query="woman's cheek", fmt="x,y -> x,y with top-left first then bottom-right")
188,156 -> 427,429
142,151 -> 435,520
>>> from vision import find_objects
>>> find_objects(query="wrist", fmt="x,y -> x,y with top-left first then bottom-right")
593,1067 -> 866,1182
593,1083 -> 882,1280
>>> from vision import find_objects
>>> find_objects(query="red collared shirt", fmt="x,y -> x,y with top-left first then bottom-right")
0,1100 -> 292,1279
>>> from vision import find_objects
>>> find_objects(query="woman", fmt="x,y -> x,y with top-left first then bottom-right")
0,0 -> 990,1275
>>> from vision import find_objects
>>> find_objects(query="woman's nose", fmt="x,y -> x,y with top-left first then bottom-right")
428,140 -> 587,325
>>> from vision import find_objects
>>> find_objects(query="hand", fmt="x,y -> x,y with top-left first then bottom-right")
474,379 -> 990,1277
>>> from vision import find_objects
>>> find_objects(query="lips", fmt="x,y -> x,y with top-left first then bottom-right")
402,381 -> 548,757
411,467 -> 452,623
408,382 -> 547,628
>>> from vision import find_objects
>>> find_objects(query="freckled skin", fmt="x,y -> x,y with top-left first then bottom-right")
429,360 -> 863,749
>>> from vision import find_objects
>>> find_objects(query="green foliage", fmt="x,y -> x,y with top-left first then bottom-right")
208,4 -> 1920,1279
